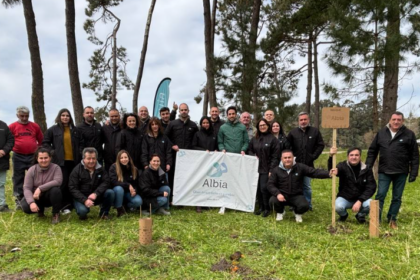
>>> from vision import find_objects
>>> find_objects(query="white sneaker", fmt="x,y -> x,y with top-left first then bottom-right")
61,209 -> 71,215
218,207 -> 225,215
276,212 -> 285,221
295,213 -> 303,223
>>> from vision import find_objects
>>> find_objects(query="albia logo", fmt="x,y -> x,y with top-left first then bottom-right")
207,162 -> 228,178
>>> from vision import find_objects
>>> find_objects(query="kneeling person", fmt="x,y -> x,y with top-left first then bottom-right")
69,148 -> 114,220
21,148 -> 63,224
268,150 -> 331,223
329,147 -> 376,223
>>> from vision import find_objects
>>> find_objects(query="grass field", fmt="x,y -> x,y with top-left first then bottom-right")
1,152 -> 420,279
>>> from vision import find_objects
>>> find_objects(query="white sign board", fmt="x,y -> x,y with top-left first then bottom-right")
173,149 -> 259,212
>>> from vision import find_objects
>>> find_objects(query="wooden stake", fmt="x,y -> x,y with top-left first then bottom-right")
331,128 -> 337,227
369,200 -> 380,238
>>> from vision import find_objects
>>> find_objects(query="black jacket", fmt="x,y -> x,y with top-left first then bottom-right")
101,124 -> 121,170
42,125 -> 84,167
120,127 -> 144,170
268,163 -> 330,197
366,125 -> 419,177
248,133 -> 280,174
141,133 -> 173,170
287,126 -> 325,167
68,162 -> 110,204
276,134 -> 291,153
328,158 -> 376,202
161,110 -> 177,130
165,118 -> 198,149
211,117 -> 225,137
77,121 -> 103,162
193,129 -> 218,151
139,167 -> 168,210
0,121 -> 14,170
108,163 -> 139,192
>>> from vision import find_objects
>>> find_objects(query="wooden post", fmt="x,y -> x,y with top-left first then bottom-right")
331,128 -> 337,227
369,200 -> 380,238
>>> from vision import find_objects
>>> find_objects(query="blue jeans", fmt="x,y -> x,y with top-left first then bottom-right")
303,176 -> 312,208
113,186 -> 142,209
73,189 -> 115,217
375,173 -> 408,222
0,170 -> 6,207
335,197 -> 371,217
153,186 -> 171,212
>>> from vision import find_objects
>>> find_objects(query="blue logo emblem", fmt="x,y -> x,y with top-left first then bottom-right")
178,151 -> 186,157
207,162 -> 228,177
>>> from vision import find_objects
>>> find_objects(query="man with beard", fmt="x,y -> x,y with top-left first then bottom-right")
209,107 -> 225,136
101,109 -> 121,171
77,106 -> 104,165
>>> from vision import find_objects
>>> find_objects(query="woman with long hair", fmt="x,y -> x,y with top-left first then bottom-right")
193,116 -> 218,152
271,121 -> 291,153
248,118 -> 280,217
109,150 -> 143,216
42,108 -> 83,214
21,147 -> 63,224
139,154 -> 171,215
141,117 -> 172,172
120,113 -> 143,169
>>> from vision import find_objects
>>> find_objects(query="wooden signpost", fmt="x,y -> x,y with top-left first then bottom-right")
321,107 -> 350,227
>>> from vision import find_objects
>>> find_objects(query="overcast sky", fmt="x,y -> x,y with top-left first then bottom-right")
0,0 -> 418,126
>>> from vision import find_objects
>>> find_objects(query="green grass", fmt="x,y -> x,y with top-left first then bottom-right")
1,153 -> 420,279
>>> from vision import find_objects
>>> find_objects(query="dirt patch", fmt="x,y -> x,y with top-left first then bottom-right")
211,258 -> 231,272
0,269 -> 45,280
382,232 -> 393,239
160,237 -> 182,252
211,257 -> 254,276
328,224 -> 353,235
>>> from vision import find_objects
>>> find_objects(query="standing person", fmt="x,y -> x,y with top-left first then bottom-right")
271,121 -> 291,153
209,107 -> 225,136
0,120 -> 14,212
193,116 -> 218,152
366,111 -> 419,229
141,118 -> 172,172
287,112 -> 325,211
108,150 -> 143,216
77,106 -> 103,165
165,103 -> 198,201
329,147 -> 376,223
217,106 -> 249,214
20,148 -> 63,224
159,103 -> 177,129
69,147 -> 114,220
138,106 -> 150,135
9,106 -> 43,209
268,150 -> 332,223
43,108 -> 84,214
248,119 -> 280,217
264,110 -> 275,125
240,112 -> 254,141
102,109 -> 121,171
120,113 -> 144,170
139,154 -> 171,215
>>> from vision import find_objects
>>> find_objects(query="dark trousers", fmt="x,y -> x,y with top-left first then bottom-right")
256,173 -> 270,211
12,153 -> 34,200
21,187 -> 63,214
168,151 -> 177,203
60,160 -> 75,210
269,194 -> 309,214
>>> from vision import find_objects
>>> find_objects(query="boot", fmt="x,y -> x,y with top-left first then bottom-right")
117,207 -> 126,217
51,213 -> 60,224
196,206 -> 202,213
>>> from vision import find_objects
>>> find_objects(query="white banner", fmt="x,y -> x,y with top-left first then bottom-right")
173,149 -> 259,212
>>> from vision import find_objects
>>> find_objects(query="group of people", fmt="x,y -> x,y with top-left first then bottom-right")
0,104 -> 418,229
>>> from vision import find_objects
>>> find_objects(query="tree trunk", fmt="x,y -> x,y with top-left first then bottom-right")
202,87 -> 209,116
372,17 -> 379,133
313,36 -> 320,128
133,0 -> 157,113
65,0 -> 84,125
305,34 -> 313,115
111,28 -> 118,109
381,1 -> 400,127
249,0 -> 261,116
22,0 -> 47,132
203,0 -> 216,109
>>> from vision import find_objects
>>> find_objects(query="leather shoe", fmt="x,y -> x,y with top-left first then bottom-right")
389,220 -> 398,229
262,210 -> 270,217
254,209 -> 262,215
